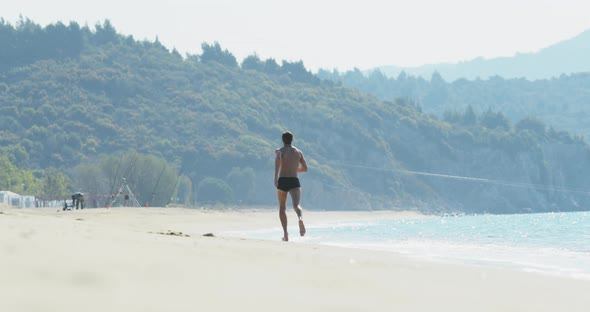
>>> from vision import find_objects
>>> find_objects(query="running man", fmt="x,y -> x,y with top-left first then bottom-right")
274,131 -> 308,241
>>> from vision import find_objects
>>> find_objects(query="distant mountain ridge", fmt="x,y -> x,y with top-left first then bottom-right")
373,29 -> 590,81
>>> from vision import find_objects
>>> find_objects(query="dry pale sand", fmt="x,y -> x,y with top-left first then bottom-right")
1,206 -> 589,312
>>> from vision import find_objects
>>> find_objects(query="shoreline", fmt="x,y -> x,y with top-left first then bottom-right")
226,208 -> 590,282
1,206 -> 589,311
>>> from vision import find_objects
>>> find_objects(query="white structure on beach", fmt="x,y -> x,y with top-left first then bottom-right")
0,191 -> 36,208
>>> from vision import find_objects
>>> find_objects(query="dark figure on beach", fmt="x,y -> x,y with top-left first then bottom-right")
63,201 -> 72,211
71,192 -> 85,209
274,131 -> 308,241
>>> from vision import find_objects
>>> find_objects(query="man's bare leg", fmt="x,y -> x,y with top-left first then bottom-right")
289,188 -> 306,236
277,190 -> 289,241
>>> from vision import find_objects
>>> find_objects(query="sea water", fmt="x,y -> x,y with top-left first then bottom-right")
229,211 -> 590,280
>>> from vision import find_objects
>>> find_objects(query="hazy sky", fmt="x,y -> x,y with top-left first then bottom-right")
3,0 -> 590,71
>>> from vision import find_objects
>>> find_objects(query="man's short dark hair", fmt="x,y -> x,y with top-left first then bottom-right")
282,131 -> 293,144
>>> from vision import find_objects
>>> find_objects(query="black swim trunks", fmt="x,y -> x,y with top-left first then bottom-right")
277,177 -> 301,192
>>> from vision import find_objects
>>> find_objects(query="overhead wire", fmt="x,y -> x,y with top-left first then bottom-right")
327,161 -> 590,196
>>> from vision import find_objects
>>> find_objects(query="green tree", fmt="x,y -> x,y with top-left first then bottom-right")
516,117 -> 546,137
242,54 -> 264,71
42,168 -> 71,200
93,19 -> 119,45
280,60 -> 318,84
226,167 -> 256,204
443,110 -> 463,124
480,109 -> 511,130
462,105 -> 477,126
176,175 -> 193,206
0,155 -> 41,194
263,58 -> 280,74
200,42 -> 237,67
197,177 -> 233,204
0,155 -> 18,190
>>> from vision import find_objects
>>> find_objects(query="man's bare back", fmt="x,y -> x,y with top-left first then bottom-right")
276,145 -> 305,178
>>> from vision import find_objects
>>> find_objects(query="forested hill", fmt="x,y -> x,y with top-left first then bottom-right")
2,19 -> 590,213
317,68 -> 590,141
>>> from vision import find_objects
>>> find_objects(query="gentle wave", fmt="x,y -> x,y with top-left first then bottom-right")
228,211 -> 590,280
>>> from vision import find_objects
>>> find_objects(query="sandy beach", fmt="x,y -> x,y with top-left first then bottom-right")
1,206 -> 589,312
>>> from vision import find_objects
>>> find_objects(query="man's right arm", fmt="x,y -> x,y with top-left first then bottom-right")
274,149 -> 281,186
298,152 -> 308,173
